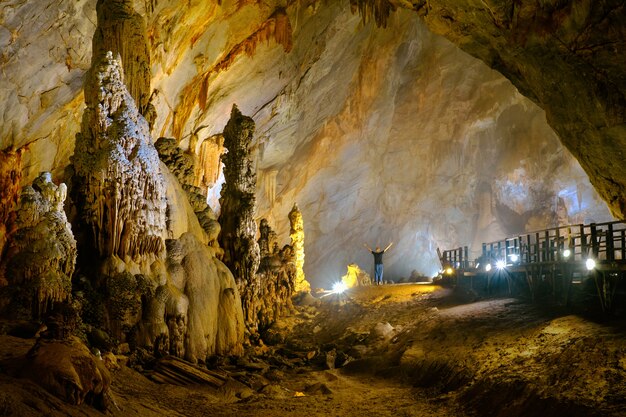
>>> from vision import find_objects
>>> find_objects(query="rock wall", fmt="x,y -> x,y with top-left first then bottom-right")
356,1 -> 626,219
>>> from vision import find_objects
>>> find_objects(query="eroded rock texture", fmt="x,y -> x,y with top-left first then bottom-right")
218,105 -> 261,330
18,336 -> 111,409
341,264 -> 372,288
0,172 -> 76,319
73,51 -> 166,261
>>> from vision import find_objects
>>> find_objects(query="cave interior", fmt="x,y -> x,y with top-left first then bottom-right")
0,0 -> 625,416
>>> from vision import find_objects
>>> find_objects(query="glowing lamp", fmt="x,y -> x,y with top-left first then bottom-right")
445,267 -> 454,275
585,258 -> 596,271
563,249 -> 571,258
485,264 -> 492,272
509,254 -> 519,262
332,282 -> 348,294
496,260 -> 506,270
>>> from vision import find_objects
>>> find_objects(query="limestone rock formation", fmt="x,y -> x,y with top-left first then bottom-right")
155,137 -> 221,245
288,204 -> 309,293
218,105 -> 261,330
0,0 -> 617,290
0,172 -> 76,319
341,264 -> 372,288
0,147 -> 23,260
72,51 -> 166,262
257,219 -> 297,332
71,52 -> 243,360
18,336 -> 111,409
352,1 -> 626,219
92,0 -> 153,121
135,233 -> 244,360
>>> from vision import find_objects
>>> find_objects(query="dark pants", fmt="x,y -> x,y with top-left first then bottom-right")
375,263 -> 384,284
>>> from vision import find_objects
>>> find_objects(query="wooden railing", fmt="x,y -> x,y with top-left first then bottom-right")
440,221 -> 626,270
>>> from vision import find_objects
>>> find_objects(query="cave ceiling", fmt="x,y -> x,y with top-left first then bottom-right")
0,0 -> 622,286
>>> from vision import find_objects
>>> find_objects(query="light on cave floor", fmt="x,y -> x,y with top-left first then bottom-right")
485,264 -> 492,272
332,281 -> 348,294
496,260 -> 506,270
563,249 -> 571,258
586,258 -> 596,271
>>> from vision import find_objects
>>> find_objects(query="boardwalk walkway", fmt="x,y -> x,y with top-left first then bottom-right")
439,221 -> 626,311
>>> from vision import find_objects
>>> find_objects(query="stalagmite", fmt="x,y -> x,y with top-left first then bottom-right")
72,52 -> 243,360
218,104 -> 261,331
73,51 -> 166,262
289,203 -> 310,293
256,218 -> 296,332
0,172 -> 76,319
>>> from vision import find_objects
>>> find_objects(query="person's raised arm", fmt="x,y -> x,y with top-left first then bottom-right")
384,242 -> 393,252
363,243 -> 373,252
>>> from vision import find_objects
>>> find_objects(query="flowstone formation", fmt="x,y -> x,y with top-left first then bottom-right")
289,203 -> 309,293
0,172 -> 76,319
155,137 -> 221,246
218,105 -> 261,331
256,219 -> 296,332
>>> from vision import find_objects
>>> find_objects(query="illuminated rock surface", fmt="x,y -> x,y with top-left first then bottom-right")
0,1 -> 617,287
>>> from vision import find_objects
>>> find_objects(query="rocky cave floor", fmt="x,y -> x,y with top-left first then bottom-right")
2,284 -> 626,417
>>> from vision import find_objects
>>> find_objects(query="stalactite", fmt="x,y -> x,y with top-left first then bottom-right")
92,0 -> 153,121
0,172 -> 76,319
218,104 -> 261,332
349,0 -> 397,28
173,7 -> 294,139
289,203 -> 310,292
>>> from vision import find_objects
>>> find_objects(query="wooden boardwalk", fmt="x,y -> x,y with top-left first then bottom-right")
439,221 -> 626,312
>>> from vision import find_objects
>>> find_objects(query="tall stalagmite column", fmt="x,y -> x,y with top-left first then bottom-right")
218,105 -> 261,330
73,52 -> 166,262
289,203 -> 309,292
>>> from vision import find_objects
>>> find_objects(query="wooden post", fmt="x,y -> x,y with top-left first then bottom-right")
607,223 -> 615,261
